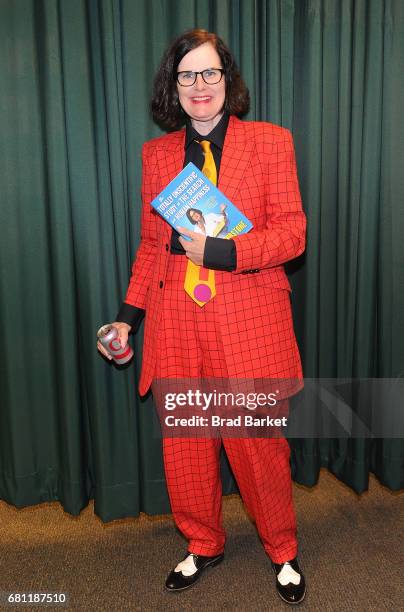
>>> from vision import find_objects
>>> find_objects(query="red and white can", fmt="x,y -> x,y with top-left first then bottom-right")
97,324 -> 134,365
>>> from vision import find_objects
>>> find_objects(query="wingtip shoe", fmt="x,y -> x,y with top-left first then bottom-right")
165,552 -> 224,592
272,557 -> 306,604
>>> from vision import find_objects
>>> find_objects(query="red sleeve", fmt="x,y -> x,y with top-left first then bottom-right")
232,129 -> 306,273
124,142 -> 158,309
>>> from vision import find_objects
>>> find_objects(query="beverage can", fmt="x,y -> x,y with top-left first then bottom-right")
97,324 -> 134,365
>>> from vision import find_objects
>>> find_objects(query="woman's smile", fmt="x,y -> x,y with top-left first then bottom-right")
191,96 -> 213,104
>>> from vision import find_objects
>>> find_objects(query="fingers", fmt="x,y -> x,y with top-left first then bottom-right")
179,238 -> 193,254
178,228 -> 200,251
116,327 -> 129,348
177,226 -> 197,240
97,340 -> 112,360
177,226 -> 190,235
111,322 -> 130,347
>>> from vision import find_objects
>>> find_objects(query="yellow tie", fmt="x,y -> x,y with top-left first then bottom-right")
184,140 -> 217,306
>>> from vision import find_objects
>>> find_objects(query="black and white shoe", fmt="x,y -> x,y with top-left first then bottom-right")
272,557 -> 306,604
165,552 -> 224,591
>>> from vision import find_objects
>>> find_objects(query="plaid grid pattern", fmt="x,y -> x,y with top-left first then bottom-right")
152,255 -> 298,562
124,116 -> 306,396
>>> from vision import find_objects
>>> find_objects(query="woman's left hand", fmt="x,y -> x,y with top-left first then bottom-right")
178,227 -> 206,266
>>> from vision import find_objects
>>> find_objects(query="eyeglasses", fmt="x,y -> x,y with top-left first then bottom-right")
176,68 -> 224,87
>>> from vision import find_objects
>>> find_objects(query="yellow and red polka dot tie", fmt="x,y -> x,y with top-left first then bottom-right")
184,140 -> 217,306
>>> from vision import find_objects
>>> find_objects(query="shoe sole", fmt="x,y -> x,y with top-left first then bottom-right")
165,555 -> 224,592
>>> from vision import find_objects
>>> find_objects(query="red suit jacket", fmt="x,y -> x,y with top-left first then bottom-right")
124,115 -> 306,396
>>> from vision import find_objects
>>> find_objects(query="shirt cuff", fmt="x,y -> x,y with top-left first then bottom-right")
115,303 -> 145,332
203,237 -> 237,271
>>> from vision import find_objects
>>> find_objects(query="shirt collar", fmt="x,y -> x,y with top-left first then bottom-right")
185,111 -> 230,150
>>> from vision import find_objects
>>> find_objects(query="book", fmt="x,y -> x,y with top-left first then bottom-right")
150,162 -> 253,241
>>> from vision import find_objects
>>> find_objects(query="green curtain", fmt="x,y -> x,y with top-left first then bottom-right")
0,0 -> 403,521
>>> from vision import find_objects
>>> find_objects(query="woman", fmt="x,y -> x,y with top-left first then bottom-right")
186,205 -> 228,237
97,29 -> 306,604
187,204 -> 228,238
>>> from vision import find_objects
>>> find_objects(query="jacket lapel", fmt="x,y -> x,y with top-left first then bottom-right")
159,130 -> 185,180
156,130 -> 186,240
218,115 -> 254,204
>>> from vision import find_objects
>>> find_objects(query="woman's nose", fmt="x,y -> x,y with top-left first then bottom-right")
194,74 -> 206,90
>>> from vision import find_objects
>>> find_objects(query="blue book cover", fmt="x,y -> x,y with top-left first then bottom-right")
151,162 -> 253,241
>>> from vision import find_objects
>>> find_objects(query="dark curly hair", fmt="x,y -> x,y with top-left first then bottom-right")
151,29 -> 250,131
186,208 -> 203,224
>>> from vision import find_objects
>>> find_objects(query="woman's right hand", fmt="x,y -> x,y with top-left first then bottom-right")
97,322 -> 132,360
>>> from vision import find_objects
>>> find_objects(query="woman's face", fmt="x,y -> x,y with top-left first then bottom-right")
176,42 -> 226,133
189,210 -> 202,223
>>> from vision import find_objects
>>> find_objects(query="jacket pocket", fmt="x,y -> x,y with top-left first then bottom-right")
254,268 -> 292,292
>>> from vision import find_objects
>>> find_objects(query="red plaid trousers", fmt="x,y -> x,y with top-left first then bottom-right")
152,256 -> 298,563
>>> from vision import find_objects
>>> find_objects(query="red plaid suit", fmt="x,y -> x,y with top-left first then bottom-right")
123,115 -> 306,562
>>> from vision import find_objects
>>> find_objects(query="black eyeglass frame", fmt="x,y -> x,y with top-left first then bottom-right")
176,68 -> 225,86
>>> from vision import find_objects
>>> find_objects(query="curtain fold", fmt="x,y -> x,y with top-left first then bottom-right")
0,0 -> 403,521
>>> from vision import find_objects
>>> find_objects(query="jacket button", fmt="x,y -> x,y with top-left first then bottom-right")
159,280 -> 164,288
165,243 -> 169,251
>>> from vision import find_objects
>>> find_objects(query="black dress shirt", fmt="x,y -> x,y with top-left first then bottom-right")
116,112 -> 236,329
